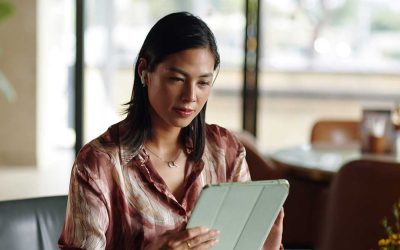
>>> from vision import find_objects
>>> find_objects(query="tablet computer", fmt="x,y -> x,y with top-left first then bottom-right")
186,179 -> 289,250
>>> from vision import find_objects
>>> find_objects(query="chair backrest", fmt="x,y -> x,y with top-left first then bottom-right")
318,160 -> 400,250
0,195 -> 68,250
310,120 -> 360,145
234,130 -> 286,180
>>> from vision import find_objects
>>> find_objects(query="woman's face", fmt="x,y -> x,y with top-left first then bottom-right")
146,48 -> 215,129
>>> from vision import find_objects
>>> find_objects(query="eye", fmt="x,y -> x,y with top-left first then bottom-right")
169,76 -> 185,83
199,81 -> 210,86
198,79 -> 212,87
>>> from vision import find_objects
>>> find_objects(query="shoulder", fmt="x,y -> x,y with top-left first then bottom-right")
206,123 -> 242,150
203,124 -> 250,182
74,123 -> 121,176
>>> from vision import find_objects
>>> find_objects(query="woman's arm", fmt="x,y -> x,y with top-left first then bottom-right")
59,147 -> 110,250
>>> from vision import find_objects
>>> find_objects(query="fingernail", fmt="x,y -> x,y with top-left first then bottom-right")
212,230 -> 220,236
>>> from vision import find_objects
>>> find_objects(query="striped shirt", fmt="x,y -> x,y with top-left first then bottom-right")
59,122 -> 250,250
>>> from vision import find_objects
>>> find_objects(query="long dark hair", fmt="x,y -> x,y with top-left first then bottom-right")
122,12 -> 220,162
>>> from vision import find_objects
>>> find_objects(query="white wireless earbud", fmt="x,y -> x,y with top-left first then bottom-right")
141,71 -> 146,87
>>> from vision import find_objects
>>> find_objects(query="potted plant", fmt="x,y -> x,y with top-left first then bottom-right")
0,0 -> 16,102
378,199 -> 400,250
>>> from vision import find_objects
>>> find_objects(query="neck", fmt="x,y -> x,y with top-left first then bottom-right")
146,121 -> 182,153
149,129 -> 180,147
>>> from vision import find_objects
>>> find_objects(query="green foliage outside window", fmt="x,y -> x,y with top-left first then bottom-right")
0,0 -> 16,102
0,0 -> 14,23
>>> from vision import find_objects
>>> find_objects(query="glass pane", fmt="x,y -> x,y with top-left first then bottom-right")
259,0 -> 400,151
38,0 -> 75,168
84,0 -> 245,143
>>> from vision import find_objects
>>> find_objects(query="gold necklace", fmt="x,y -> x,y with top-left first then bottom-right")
144,145 -> 182,168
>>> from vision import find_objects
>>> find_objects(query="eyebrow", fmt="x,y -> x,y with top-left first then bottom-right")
168,67 -> 214,78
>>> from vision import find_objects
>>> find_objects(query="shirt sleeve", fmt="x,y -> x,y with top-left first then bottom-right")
58,146 -> 109,250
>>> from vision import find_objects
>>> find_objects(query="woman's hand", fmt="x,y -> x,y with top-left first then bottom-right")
145,226 -> 219,250
263,208 -> 284,250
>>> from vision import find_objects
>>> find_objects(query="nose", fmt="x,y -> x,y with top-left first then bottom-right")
182,81 -> 196,102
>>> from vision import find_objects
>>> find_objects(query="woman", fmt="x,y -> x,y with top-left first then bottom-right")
59,12 -> 283,250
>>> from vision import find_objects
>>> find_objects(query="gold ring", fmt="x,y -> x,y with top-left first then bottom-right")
186,241 -> 192,248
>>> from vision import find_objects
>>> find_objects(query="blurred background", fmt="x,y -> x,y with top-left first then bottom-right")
1,0 -> 400,198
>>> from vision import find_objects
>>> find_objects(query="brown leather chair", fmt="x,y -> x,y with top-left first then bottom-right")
317,160 -> 400,250
310,120 -> 360,145
234,130 -> 286,180
282,175 -> 329,249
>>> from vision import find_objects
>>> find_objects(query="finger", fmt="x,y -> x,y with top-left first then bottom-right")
183,226 -> 210,241
279,207 -> 284,218
187,229 -> 220,248
190,238 -> 219,250
167,227 -> 209,248
274,208 -> 284,225
264,209 -> 284,250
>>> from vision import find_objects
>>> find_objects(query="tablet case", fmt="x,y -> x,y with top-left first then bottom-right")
186,179 -> 289,250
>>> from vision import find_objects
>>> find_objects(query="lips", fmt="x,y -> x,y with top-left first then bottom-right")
174,107 -> 195,117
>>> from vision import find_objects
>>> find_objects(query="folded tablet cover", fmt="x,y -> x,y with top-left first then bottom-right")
186,179 -> 289,250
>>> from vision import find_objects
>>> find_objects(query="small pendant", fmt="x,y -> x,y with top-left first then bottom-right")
167,161 -> 178,168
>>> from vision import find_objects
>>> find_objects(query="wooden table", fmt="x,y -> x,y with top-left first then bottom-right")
271,143 -> 399,182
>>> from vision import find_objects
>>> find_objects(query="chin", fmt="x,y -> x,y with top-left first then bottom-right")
175,121 -> 192,128
172,118 -> 195,128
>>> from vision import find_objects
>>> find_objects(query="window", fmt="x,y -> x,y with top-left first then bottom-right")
38,0 -> 75,168
258,0 -> 400,151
